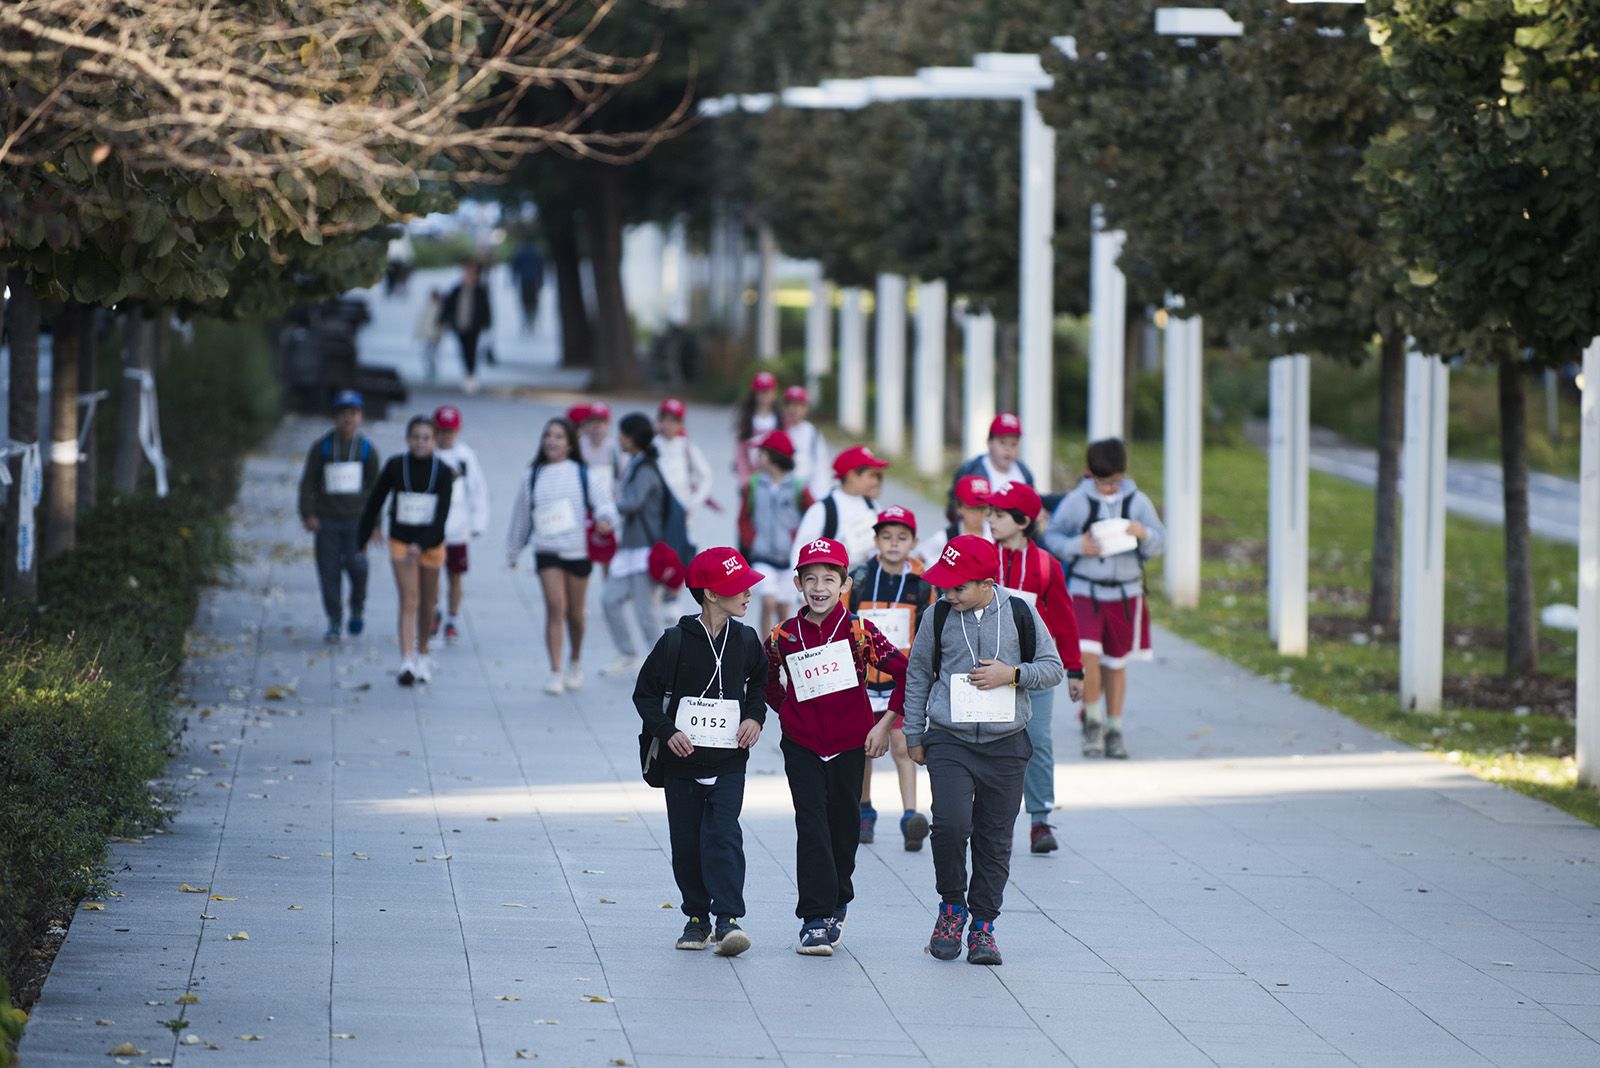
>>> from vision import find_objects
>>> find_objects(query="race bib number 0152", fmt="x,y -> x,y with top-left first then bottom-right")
785,640 -> 856,702
679,696 -> 740,748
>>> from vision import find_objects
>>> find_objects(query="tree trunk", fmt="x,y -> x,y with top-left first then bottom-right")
582,165 -> 637,390
43,303 -> 83,560
77,307 -> 98,515
113,312 -> 157,495
3,270 -> 41,601
1367,332 -> 1404,626
1498,360 -> 1538,676
548,213 -> 591,369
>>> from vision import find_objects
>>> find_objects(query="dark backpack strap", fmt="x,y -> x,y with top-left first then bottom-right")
930,599 -> 952,679
822,494 -> 839,540
578,463 -> 592,515
1063,496 -> 1102,585
1121,495 -> 1134,520
1009,595 -> 1036,665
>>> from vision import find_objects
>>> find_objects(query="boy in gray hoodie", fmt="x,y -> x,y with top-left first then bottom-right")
902,535 -> 1064,966
1044,438 -> 1165,760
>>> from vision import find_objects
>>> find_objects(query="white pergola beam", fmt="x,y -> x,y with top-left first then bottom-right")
962,313 -> 998,462
1088,207 -> 1128,442
1154,8 -> 1246,37
914,280 -> 949,477
1399,350 -> 1450,712
875,273 -> 908,457
1578,338 -> 1600,786
838,288 -> 868,433
804,272 -> 833,400
1268,354 -> 1310,657
1163,307 -> 1204,608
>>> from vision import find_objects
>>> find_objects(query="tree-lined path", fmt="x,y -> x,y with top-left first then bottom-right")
19,380 -> 1600,1066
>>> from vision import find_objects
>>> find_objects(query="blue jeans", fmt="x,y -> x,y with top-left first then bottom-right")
1023,687 -> 1055,821
314,519 -> 368,624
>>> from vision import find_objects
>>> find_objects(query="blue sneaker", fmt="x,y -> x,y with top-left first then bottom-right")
859,804 -> 877,844
795,919 -> 833,957
323,623 -> 342,644
927,902 -> 968,961
347,616 -> 365,636
901,810 -> 930,852
827,904 -> 848,947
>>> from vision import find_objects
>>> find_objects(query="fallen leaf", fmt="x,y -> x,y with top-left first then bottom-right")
660,903 -> 674,909
610,1060 -> 629,1066
332,1032 -> 356,1040
514,1052 -> 534,1060
95,1019 -> 113,1026
210,895 -> 238,902
317,852 -> 333,857
263,685 -> 294,700
432,854 -> 453,861
486,816 -> 501,822
598,898 -> 616,905
582,869 -> 605,875
293,758 -> 313,765
495,995 -> 521,1002
581,995 -> 614,1004
534,1019 -> 559,1025
200,914 -> 218,920
82,902 -> 106,911
107,1043 -> 143,1056
501,902 -> 527,909
178,884 -> 208,894
227,931 -> 249,941
236,1034 -> 264,1041
288,905 -> 304,911
175,993 -> 199,1005
351,852 -> 369,860
1492,960 -> 1515,967
145,1001 -> 165,1007
267,855 -> 290,861
181,1034 -> 201,1045
151,1059 -> 174,1067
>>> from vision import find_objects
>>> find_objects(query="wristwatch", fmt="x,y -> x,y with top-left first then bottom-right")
1011,667 -> 1021,688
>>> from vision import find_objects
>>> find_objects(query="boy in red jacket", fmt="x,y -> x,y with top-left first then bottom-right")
986,483 -> 1086,854
766,537 -> 907,957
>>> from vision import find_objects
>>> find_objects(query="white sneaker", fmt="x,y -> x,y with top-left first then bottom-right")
564,663 -> 584,690
398,658 -> 417,687
602,655 -> 641,677
543,676 -> 565,696
463,375 -> 480,395
414,655 -> 432,685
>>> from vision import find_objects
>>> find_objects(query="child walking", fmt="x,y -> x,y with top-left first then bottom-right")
849,506 -> 936,851
902,535 -> 1065,966
431,405 -> 491,644
633,548 -> 768,957
1043,438 -> 1166,760
297,389 -> 380,642
766,538 -> 906,956
780,386 -> 833,501
737,429 -> 811,636
358,416 -> 456,686
601,413 -> 670,676
734,371 -> 782,482
791,445 -> 888,569
985,483 -> 1086,853
655,398 -> 715,523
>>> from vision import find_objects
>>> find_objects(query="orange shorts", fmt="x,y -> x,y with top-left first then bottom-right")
389,539 -> 446,569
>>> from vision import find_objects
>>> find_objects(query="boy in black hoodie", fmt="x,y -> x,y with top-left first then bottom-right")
633,547 -> 769,956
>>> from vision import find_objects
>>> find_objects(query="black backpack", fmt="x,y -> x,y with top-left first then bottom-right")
639,627 -> 684,788
1063,493 -> 1136,584
928,595 -> 1036,680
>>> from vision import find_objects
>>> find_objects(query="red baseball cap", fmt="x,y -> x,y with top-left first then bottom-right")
986,482 -> 1043,519
923,535 -> 1000,589
588,402 -> 612,421
954,474 -> 992,508
752,371 -> 778,392
433,405 -> 463,431
566,404 -> 591,425
795,537 -> 849,570
832,444 -> 888,479
659,398 -> 687,419
989,412 -> 1023,438
873,505 -> 917,536
688,547 -> 764,596
756,429 -> 795,458
783,385 -> 809,404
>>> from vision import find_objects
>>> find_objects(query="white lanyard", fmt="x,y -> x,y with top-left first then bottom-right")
796,607 -> 848,651
698,617 -> 731,699
1000,542 -> 1030,590
872,561 -> 908,607
337,435 -> 359,463
956,599 -> 998,666
402,454 -> 438,494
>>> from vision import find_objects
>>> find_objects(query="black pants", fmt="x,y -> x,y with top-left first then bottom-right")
781,737 -> 866,921
664,772 -> 747,920
313,519 -> 367,624
926,735 -> 1030,923
454,328 -> 480,375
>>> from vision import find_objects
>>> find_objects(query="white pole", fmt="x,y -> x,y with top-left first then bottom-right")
1163,309 -> 1203,609
1088,205 -> 1128,442
805,271 -> 833,401
1399,349 -> 1450,712
663,218 -> 690,326
1578,338 -> 1600,787
1018,97 -> 1056,491
914,279 -> 949,477
875,273 -> 908,456
963,312 -> 997,461
838,287 -> 868,434
756,223 -> 779,361
1268,354 -> 1310,656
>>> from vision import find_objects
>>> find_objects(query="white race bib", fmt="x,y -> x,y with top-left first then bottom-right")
1004,588 -> 1038,610
786,640 -> 856,702
950,673 -> 1016,723
395,491 -> 437,526
324,461 -> 362,495
1091,518 -> 1138,557
680,696 -> 741,749
534,498 -> 578,537
858,606 -> 913,651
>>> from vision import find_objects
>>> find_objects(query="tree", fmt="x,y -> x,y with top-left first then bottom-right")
1362,0 -> 1600,675
1039,0 -> 1408,623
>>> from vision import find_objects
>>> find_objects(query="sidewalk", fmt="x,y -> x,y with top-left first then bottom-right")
20,384 -> 1600,1067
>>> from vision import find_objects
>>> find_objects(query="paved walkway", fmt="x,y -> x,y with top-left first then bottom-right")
21,368 -> 1600,1065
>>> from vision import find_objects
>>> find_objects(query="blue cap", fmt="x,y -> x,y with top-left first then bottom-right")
331,389 -> 364,411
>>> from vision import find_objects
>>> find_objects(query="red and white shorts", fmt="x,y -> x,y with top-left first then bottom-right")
1074,593 -> 1152,670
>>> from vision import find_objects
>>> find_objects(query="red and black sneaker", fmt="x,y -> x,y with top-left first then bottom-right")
444,621 -> 460,642
429,608 -> 442,638
1030,822 -> 1059,854
927,902 -> 968,961
967,920 -> 1002,966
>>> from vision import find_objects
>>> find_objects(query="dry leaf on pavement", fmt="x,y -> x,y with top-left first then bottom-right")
177,884 -> 208,894
227,931 -> 249,941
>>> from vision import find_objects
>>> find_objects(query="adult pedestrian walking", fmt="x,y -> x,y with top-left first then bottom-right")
443,260 -> 493,394
508,239 -> 546,333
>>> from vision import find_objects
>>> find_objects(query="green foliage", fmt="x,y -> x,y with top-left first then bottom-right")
1362,0 -> 1600,364
0,976 -> 23,1067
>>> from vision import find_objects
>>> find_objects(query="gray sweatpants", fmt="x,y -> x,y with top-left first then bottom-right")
602,570 -> 662,657
926,731 -> 1030,924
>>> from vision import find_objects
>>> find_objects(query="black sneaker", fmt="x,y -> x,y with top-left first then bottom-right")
676,916 -> 711,951
795,920 -> 833,957
927,903 -> 967,961
712,919 -> 751,957
901,811 -> 930,853
967,920 -> 1003,966
1082,720 -> 1105,757
1105,730 -> 1129,759
827,904 -> 848,948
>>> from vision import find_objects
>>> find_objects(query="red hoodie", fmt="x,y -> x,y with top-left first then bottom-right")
765,600 -> 908,757
998,540 -> 1085,674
